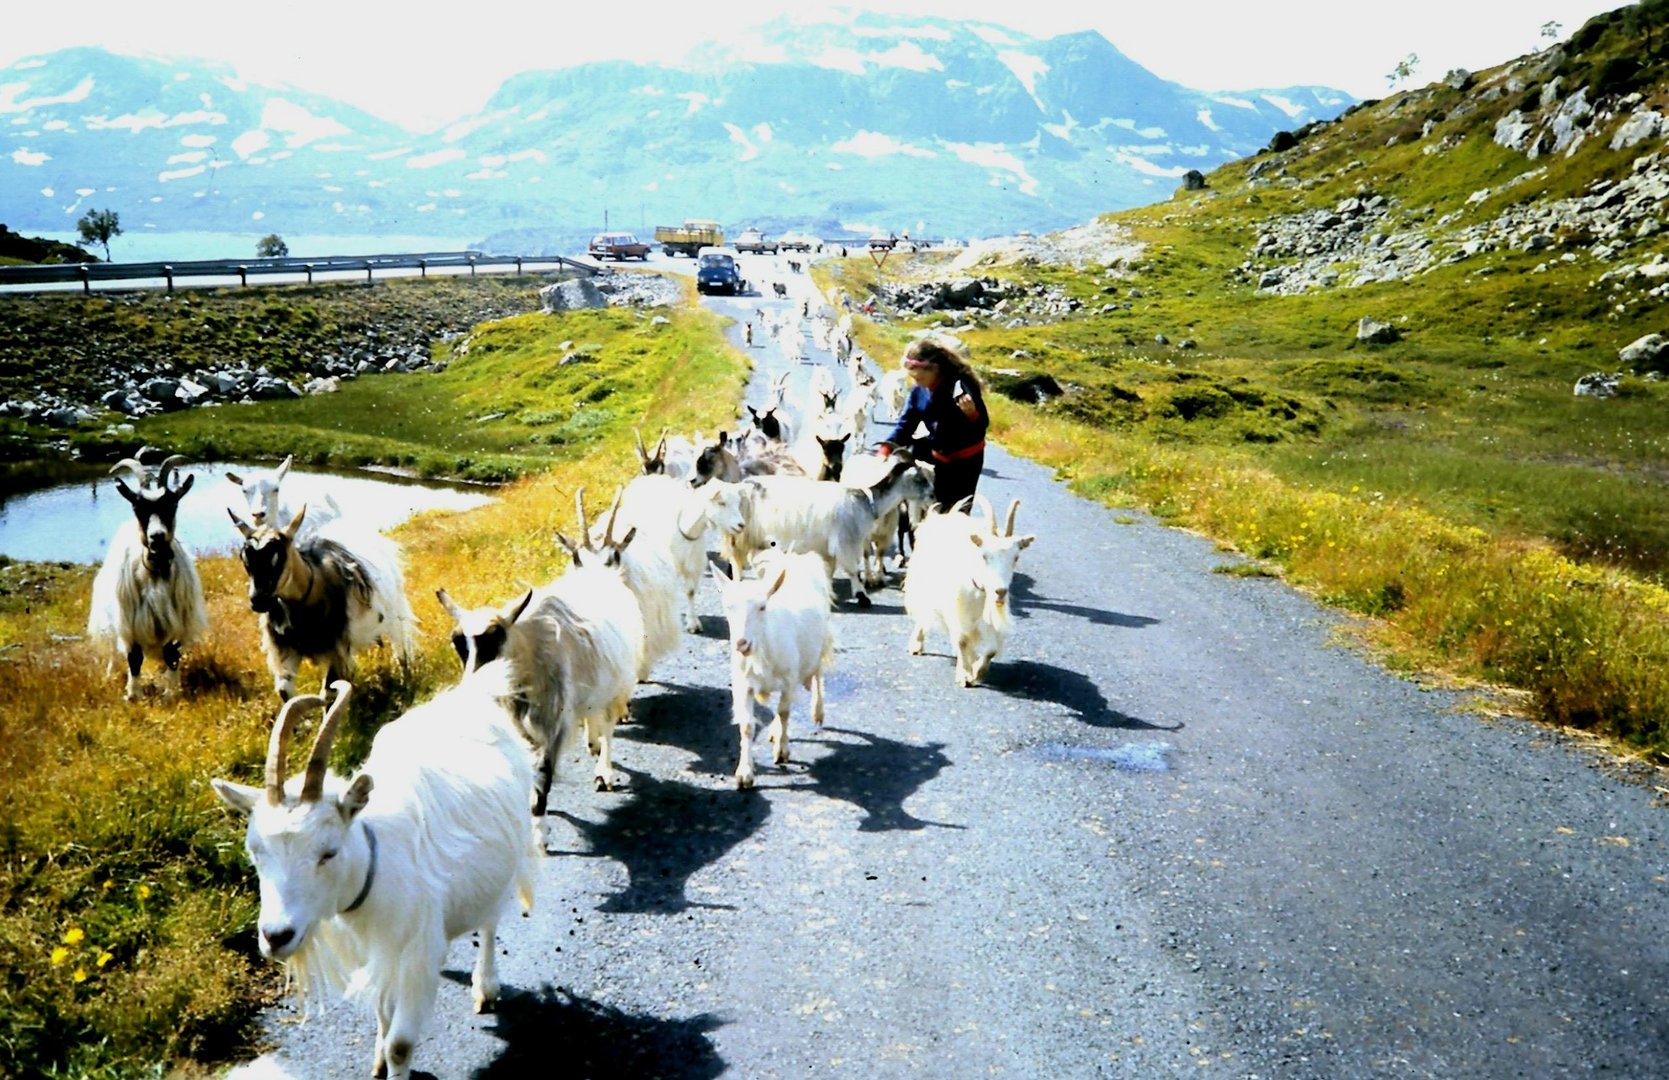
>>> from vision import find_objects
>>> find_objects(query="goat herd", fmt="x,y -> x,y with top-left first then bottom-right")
81,341 -> 1034,1079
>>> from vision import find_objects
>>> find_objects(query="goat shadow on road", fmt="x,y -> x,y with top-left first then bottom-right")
462,980 -> 726,1080
801,726 -> 962,832
984,659 -> 1182,732
1010,571 -> 1161,629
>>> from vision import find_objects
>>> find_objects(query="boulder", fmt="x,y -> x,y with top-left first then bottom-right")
539,278 -> 607,313
1574,372 -> 1622,398
175,377 -> 211,406
1181,169 -> 1206,191
1619,332 -> 1669,372
1357,316 -> 1401,344
1611,110 -> 1666,152
140,377 -> 180,403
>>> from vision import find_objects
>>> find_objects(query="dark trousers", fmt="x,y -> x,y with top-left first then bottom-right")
933,450 -> 984,512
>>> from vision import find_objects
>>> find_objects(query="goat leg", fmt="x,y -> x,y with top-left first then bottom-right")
124,642 -> 143,702
162,640 -> 183,697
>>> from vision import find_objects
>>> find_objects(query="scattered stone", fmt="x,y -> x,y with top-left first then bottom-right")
1574,371 -> 1622,398
1619,332 -> 1669,372
1357,317 -> 1402,344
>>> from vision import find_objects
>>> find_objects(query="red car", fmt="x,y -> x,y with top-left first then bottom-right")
588,232 -> 651,260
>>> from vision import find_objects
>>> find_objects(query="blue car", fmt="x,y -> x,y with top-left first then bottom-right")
696,248 -> 745,295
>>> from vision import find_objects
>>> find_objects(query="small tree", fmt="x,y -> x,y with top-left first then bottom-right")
1386,53 -> 1421,90
1540,20 -> 1562,44
256,234 -> 289,258
76,208 -> 121,262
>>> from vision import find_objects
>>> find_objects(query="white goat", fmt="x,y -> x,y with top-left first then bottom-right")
877,369 -> 911,422
903,496 -> 1035,687
840,452 -> 936,587
87,458 -> 208,701
741,451 -> 932,605
633,428 -> 696,481
711,551 -> 835,789
230,506 -> 418,701
225,454 -> 342,534
605,474 -> 748,633
438,506 -> 643,809
212,679 -> 536,1080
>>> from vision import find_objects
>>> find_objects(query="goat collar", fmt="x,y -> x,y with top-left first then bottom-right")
343,823 -> 377,914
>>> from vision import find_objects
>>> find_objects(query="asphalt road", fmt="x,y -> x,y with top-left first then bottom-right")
228,258 -> 1669,1079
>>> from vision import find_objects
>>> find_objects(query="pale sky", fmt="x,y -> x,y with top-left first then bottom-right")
0,0 -> 1632,131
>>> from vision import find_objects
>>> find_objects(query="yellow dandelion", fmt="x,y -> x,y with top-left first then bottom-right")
136,884 -> 151,900
102,881 -> 114,892
63,928 -> 85,945
50,946 -> 69,966
96,951 -> 113,968
72,968 -> 88,984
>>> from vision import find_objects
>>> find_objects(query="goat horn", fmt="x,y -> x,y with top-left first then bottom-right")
634,428 -> 648,460
603,487 -> 624,547
109,458 -> 148,480
975,494 -> 998,534
300,681 -> 354,803
158,454 -> 190,489
266,693 -> 326,805
573,487 -> 592,550
1004,499 -> 1021,537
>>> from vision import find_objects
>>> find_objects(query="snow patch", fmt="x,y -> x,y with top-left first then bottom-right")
1261,94 -> 1306,119
725,122 -> 761,162
11,147 -> 47,166
946,141 -> 1039,195
43,119 -> 70,131
870,41 -> 944,73
408,148 -> 466,169
231,130 -> 270,159
808,46 -> 867,76
181,133 -> 217,148
1114,153 -> 1187,178
1211,95 -> 1258,111
1196,108 -> 1221,132
158,164 -> 207,182
852,22 -> 951,40
679,91 -> 711,115
0,76 -> 93,114
830,130 -> 937,159
996,51 -> 1048,112
367,147 -> 412,161
971,25 -> 1017,47
166,150 -> 209,165
1042,110 -> 1078,141
259,99 -> 348,148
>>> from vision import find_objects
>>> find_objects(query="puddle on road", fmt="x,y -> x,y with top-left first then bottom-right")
1033,741 -> 1172,772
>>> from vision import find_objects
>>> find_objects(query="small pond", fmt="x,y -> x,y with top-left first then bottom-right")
0,463 -> 493,564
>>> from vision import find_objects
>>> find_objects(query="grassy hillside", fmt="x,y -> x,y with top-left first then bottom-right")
829,4 -> 1669,750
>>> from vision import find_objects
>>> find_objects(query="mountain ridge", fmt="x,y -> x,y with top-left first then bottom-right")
0,16 -> 1351,254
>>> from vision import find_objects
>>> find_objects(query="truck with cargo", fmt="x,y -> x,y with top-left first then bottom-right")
654,219 -> 724,257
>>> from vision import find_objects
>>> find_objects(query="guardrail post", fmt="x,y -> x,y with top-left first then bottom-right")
305,263 -> 314,285
163,265 -> 174,293
237,265 -> 248,287
79,265 -> 90,295
468,255 -> 477,277
365,263 -> 373,284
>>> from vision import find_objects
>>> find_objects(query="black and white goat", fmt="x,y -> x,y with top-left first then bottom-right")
212,679 -> 537,1080
87,457 -> 208,700
230,506 -> 417,701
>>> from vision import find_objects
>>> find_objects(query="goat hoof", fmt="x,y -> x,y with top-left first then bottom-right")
854,594 -> 872,608
593,775 -> 611,792
736,773 -> 755,790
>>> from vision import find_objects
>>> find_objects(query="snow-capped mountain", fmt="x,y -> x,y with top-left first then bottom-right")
0,16 -> 1353,253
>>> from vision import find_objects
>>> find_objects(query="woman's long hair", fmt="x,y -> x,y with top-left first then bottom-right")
904,337 -> 983,395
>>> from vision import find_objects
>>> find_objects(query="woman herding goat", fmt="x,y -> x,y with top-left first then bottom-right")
878,337 -> 989,512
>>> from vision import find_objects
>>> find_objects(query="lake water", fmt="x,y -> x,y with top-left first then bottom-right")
0,462 -> 492,564
32,231 -> 486,264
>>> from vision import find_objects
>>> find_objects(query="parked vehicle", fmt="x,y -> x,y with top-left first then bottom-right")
695,247 -> 746,295
867,233 -> 899,251
654,219 -> 724,257
734,228 -> 778,255
778,233 -> 816,253
588,232 -> 651,260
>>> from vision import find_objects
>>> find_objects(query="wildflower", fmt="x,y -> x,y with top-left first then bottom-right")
136,884 -> 151,900
96,951 -> 113,968
72,968 -> 88,984
63,928 -> 85,945
50,946 -> 69,966
102,881 -> 114,892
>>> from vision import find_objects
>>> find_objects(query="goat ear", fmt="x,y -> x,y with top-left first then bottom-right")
225,470 -> 244,486
171,473 -> 195,498
505,589 -> 535,625
766,567 -> 789,598
1016,534 -> 1035,550
114,479 -> 140,505
435,588 -> 465,622
553,532 -> 581,559
969,533 -> 986,548
276,455 -> 293,481
227,507 -> 255,538
340,774 -> 373,821
617,526 -> 637,552
211,778 -> 259,816
284,504 -> 307,539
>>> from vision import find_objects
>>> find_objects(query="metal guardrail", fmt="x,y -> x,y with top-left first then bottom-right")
0,250 -> 600,293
